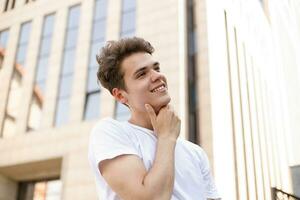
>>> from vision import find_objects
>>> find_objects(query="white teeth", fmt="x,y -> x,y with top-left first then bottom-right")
152,85 -> 165,92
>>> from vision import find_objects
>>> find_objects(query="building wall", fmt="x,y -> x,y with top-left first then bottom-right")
204,0 -> 300,199
0,0 -> 183,199
0,0 -> 299,199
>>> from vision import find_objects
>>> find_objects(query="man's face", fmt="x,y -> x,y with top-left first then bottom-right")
120,52 -> 171,113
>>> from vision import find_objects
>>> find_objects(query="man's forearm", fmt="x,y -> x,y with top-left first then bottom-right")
142,137 -> 176,200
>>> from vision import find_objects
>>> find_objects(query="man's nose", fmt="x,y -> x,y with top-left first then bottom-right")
150,70 -> 163,82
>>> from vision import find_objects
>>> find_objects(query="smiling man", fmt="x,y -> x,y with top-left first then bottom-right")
88,37 -> 221,200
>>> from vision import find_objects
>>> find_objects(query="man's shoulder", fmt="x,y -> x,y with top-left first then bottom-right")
90,117 -> 125,138
177,138 -> 206,156
93,117 -> 123,130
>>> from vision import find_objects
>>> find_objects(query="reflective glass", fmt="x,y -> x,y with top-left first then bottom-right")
16,44 -> 27,66
43,14 -> 55,37
55,97 -> 69,126
122,0 -> 135,12
67,5 -> 81,28
84,92 -> 100,120
19,22 -> 31,44
0,29 -> 9,48
115,101 -> 130,121
89,42 -> 99,68
120,31 -> 135,38
65,29 -> 78,49
188,31 -> 197,54
121,11 -> 135,33
87,67 -> 99,92
62,50 -> 75,75
94,0 -> 107,21
58,75 -> 73,98
36,57 -> 48,82
40,37 -> 52,56
36,80 -> 46,96
92,20 -> 106,42
46,180 -> 61,200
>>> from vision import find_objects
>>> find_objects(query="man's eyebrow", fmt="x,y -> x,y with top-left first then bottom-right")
133,67 -> 147,77
133,62 -> 160,77
153,62 -> 160,67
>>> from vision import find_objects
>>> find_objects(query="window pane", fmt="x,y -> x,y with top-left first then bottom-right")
45,180 -> 61,200
65,29 -> 78,49
17,182 -> 35,200
67,5 -> 81,28
89,41 -> 104,68
40,37 -> 52,56
17,180 -> 61,200
92,20 -> 106,42
36,80 -> 46,96
0,29 -> 9,48
19,22 -> 31,44
36,57 -> 48,82
115,101 -> 130,121
58,75 -> 73,98
55,98 -> 69,126
87,67 -> 99,92
43,14 -> 55,37
122,0 -> 135,12
121,11 -> 135,33
89,43 -> 99,68
16,44 -> 27,66
120,31 -> 135,38
33,181 -> 47,200
62,50 -> 75,75
94,0 -> 107,21
84,92 -> 100,120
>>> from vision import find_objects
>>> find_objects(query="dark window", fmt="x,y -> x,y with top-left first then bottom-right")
17,179 -> 61,200
25,0 -> 36,4
4,0 -> 9,12
291,165 -> 300,197
186,0 -> 199,143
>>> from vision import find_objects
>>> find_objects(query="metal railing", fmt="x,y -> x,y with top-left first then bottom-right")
272,188 -> 300,200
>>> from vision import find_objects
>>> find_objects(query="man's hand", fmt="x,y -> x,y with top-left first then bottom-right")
145,104 -> 181,141
99,105 -> 180,200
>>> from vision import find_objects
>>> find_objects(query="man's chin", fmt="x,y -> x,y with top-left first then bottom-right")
154,97 -> 171,114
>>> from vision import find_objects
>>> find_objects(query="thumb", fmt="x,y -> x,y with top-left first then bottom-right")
145,104 -> 156,126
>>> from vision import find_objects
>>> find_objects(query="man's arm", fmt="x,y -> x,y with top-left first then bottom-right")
99,104 -> 180,200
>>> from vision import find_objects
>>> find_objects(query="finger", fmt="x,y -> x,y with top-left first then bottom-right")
145,104 -> 156,125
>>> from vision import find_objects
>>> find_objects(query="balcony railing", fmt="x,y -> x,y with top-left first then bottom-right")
272,188 -> 300,200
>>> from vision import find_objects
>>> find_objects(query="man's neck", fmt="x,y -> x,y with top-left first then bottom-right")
128,111 -> 153,131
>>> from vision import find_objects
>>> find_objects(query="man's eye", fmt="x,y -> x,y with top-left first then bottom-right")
138,72 -> 146,78
155,67 -> 160,72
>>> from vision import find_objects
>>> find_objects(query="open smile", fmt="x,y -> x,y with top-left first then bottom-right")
150,84 -> 167,93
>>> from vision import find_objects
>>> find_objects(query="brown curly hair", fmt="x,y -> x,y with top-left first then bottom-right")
96,37 -> 155,94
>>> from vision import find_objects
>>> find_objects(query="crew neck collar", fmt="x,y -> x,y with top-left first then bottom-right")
124,121 -> 156,136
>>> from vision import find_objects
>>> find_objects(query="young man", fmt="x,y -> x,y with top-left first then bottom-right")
88,37 -> 220,200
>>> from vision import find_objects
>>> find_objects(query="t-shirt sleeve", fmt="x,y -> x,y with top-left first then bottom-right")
197,147 -> 221,199
89,119 -> 140,173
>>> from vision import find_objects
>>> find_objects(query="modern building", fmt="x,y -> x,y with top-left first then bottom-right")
0,0 -> 299,199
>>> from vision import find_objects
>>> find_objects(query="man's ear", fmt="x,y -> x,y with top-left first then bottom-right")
112,88 -> 128,104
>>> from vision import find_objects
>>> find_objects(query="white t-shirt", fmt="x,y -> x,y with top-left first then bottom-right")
88,118 -> 220,200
